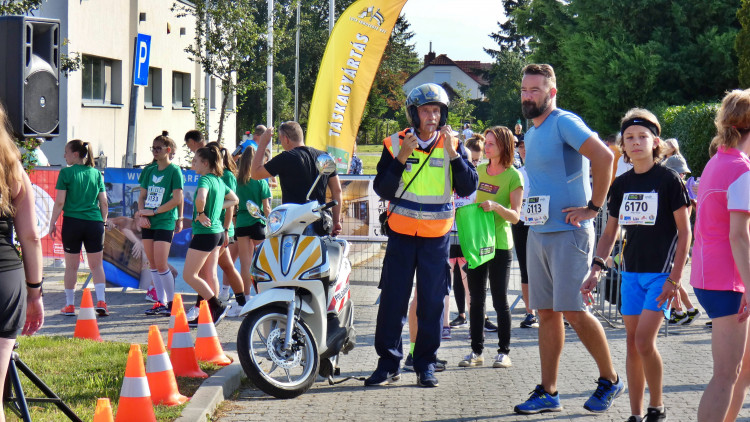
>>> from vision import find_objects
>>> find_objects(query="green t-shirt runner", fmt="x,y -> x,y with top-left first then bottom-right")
55,164 -> 105,221
192,174 -> 230,235
220,171 -> 237,237
236,178 -> 271,228
140,163 -> 185,230
475,163 -> 524,250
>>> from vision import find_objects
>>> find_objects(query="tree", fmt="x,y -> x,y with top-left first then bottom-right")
738,0 -> 750,88
509,0 -> 740,135
446,82 -> 476,128
481,50 -> 526,127
486,0 -> 530,58
0,0 -> 43,15
173,0 -> 265,143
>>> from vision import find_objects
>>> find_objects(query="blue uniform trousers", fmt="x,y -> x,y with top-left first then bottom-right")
374,231 -> 451,373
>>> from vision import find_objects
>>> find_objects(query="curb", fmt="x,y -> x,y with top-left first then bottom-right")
176,351 -> 244,422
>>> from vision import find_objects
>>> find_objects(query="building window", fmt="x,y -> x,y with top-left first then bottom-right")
82,54 -> 122,105
210,78 -> 216,110
172,71 -> 191,108
435,70 -> 451,86
222,81 -> 234,111
144,67 -> 162,107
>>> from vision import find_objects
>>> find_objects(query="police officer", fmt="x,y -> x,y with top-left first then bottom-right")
365,83 -> 478,388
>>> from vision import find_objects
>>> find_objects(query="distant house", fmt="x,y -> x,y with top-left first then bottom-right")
403,51 -> 491,100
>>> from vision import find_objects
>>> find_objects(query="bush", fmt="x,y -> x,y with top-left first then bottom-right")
656,102 -> 719,177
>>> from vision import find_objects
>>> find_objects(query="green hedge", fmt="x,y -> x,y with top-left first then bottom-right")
656,102 -> 720,177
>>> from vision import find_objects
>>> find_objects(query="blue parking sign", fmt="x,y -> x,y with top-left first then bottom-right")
133,33 -> 151,86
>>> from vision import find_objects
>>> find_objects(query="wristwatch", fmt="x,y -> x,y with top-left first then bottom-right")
587,200 -> 602,213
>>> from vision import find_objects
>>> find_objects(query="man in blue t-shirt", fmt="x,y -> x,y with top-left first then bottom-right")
513,64 -> 623,416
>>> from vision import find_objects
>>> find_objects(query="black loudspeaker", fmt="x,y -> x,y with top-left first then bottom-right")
0,16 -> 60,138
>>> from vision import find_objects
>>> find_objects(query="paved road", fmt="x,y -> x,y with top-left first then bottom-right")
215,265 -> 748,422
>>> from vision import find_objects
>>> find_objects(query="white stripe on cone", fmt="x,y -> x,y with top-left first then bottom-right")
171,332 -> 194,348
78,307 -> 96,320
146,353 -> 173,373
196,323 -> 218,339
120,376 -> 150,398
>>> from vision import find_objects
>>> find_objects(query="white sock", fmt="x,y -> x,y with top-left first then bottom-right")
94,283 -> 106,302
676,310 -> 686,316
65,289 -> 75,306
245,294 -> 251,302
220,285 -> 231,297
150,269 -> 164,303
687,307 -> 695,312
630,416 -> 642,422
159,270 -> 175,303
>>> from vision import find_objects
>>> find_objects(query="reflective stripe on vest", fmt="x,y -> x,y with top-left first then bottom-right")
384,130 -> 456,237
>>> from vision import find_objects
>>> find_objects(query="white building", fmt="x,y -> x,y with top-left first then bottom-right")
36,0 -> 235,168
403,51 -> 490,100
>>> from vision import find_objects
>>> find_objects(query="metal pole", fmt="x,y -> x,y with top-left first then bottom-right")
266,0 -> 274,127
204,7 -> 211,139
125,36 -> 138,168
294,0 -> 300,121
329,0 -> 334,35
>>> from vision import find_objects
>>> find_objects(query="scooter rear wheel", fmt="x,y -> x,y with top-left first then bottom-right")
237,306 -> 319,399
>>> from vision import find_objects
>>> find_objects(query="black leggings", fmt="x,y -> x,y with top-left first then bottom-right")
510,221 -> 529,284
467,249 -> 512,355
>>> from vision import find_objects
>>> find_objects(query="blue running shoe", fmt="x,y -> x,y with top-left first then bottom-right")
583,375 -> 624,413
416,369 -> 439,388
364,368 -> 401,386
513,385 -> 562,414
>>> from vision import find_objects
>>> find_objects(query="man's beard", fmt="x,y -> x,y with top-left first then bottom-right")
522,94 -> 551,119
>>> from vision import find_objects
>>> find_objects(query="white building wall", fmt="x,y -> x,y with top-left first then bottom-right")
403,66 -> 484,100
37,0 -> 236,168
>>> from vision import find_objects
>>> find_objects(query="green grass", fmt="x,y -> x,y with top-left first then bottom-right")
7,336 -> 219,421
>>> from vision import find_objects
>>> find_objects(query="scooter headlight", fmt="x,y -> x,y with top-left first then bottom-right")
267,209 -> 286,235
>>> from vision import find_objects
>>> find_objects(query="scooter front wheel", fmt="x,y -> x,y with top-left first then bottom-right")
237,306 -> 319,399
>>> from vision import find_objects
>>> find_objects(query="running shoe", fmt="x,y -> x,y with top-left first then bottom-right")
484,318 -> 498,332
450,315 -> 468,327
706,320 -> 713,327
514,385 -> 562,414
95,301 -> 109,317
185,305 -> 199,321
156,304 -> 172,317
218,287 -> 232,304
520,313 -> 539,328
492,353 -> 512,368
210,303 -> 229,327
60,304 -> 76,316
441,326 -> 451,339
364,368 -> 400,386
681,309 -> 702,326
145,287 -> 157,303
226,304 -> 243,317
404,354 -> 445,372
583,375 -> 624,413
145,302 -> 166,316
668,310 -> 687,324
458,351 -> 484,367
416,369 -> 438,388
644,407 -> 667,421
625,417 -> 641,422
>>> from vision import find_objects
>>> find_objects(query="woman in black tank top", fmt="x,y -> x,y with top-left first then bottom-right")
0,103 -> 45,419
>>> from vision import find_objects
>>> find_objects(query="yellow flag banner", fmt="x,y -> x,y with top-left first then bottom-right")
306,0 -> 409,173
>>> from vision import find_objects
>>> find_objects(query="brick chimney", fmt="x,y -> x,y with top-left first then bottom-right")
424,42 -> 435,66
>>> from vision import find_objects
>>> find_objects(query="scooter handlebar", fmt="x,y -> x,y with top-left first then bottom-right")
314,200 -> 338,212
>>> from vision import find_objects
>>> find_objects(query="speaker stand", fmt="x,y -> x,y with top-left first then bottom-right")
4,348 -> 81,422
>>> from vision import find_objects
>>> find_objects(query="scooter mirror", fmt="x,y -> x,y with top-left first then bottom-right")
316,153 -> 336,176
246,200 -> 264,219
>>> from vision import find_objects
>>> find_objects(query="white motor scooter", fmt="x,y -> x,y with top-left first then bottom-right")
236,154 -> 355,399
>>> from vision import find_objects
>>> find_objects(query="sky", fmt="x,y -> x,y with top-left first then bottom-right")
400,0 -> 506,63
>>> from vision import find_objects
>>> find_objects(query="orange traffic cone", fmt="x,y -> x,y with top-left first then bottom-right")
167,293 -> 184,350
146,325 -> 189,406
115,344 -> 155,422
74,288 -> 103,342
195,301 -> 232,366
93,398 -> 114,422
170,308 -> 208,378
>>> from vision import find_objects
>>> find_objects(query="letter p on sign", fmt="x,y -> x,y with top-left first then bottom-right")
133,33 -> 151,86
